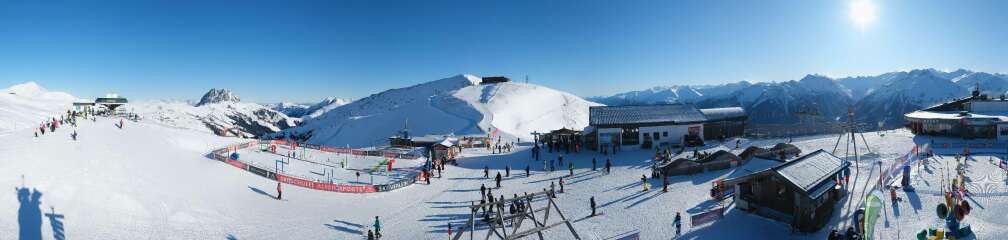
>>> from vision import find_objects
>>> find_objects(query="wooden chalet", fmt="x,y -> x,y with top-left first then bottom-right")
722,149 -> 850,232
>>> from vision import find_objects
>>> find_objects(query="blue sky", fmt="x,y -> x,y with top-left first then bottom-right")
1,0 -> 1006,103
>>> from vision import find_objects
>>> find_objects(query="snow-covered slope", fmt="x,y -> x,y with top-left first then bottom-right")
0,82 -> 77,134
599,68 -> 1006,127
270,97 -> 354,119
588,82 -> 749,105
953,72 -> 1008,96
285,74 -> 600,147
854,69 -> 969,125
269,102 -> 310,117
134,89 -> 299,138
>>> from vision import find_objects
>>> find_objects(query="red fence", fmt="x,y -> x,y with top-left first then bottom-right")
209,140 -> 421,194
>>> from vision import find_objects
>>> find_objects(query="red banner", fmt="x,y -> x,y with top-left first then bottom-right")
276,174 -> 376,193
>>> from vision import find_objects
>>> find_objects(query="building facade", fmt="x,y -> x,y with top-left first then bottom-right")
586,104 -> 747,150
904,89 -> 1008,141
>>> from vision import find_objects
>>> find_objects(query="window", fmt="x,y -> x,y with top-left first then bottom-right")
653,132 -> 660,140
663,131 -> 668,137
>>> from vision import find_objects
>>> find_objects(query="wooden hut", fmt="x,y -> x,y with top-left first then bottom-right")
722,149 -> 849,232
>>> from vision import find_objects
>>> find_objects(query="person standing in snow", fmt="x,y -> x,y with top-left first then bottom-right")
592,158 -> 597,171
605,158 -> 612,174
525,165 -> 530,177
373,216 -> 382,238
484,166 -> 489,179
641,174 -> 649,191
480,184 -> 487,200
495,172 -> 502,188
367,229 -> 374,240
276,182 -> 283,200
552,180 -> 560,197
505,165 -> 510,177
589,196 -> 596,216
559,177 -> 565,193
674,212 -> 682,235
663,174 -> 669,192
568,162 -> 574,176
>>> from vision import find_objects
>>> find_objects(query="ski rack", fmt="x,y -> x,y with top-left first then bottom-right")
451,190 -> 580,240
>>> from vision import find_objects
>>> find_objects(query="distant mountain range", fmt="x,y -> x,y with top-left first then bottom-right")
268,97 -> 354,119
589,69 -> 1008,127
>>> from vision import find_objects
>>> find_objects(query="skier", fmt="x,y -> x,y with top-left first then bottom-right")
605,158 -> 612,174
373,216 -> 382,238
674,212 -> 682,235
505,165 -> 510,177
589,196 -> 596,216
525,165 -> 530,177
356,171 -> 361,183
448,222 -> 452,238
641,174 -> 649,191
480,184 -> 487,200
276,182 -> 283,200
550,182 -> 556,198
495,172 -> 502,188
663,174 -> 669,192
367,229 -> 375,240
568,162 -> 574,176
592,157 -> 597,171
559,177 -> 565,193
484,166 -> 490,179
71,130 -> 77,141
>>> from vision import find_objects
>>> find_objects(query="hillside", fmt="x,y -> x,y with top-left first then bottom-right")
133,89 -> 299,137
0,82 -> 78,134
284,74 -> 600,147
597,68 -> 1008,127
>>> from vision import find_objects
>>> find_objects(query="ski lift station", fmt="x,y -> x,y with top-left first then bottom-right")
95,92 -> 129,112
905,86 -> 1008,141
584,104 -> 747,150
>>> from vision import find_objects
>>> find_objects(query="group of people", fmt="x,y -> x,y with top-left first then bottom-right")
34,109 -> 98,140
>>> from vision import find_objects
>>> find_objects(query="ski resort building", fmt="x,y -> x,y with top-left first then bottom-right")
72,100 -> 95,112
722,149 -> 850,232
95,93 -> 128,112
585,104 -> 746,149
904,88 -> 1008,141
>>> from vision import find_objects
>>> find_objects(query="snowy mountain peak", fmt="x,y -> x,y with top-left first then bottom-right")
4,81 -> 46,96
196,88 -> 241,106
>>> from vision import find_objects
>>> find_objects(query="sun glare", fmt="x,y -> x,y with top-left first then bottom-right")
850,0 -> 877,31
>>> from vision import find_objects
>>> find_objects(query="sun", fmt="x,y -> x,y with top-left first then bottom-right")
849,0 -> 877,31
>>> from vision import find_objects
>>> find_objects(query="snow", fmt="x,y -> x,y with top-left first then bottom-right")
289,74 -> 600,147
3,108 -> 1008,239
235,144 -> 424,185
0,82 -> 77,135
132,99 -> 297,137
4,79 -> 1008,240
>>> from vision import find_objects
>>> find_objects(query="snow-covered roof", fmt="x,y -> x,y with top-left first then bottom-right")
700,107 -> 747,121
775,149 -> 847,194
437,138 -> 454,147
904,110 -> 1008,122
589,104 -> 707,126
723,157 -> 783,180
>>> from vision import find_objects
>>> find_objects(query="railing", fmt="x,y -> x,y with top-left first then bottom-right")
209,140 -> 424,193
